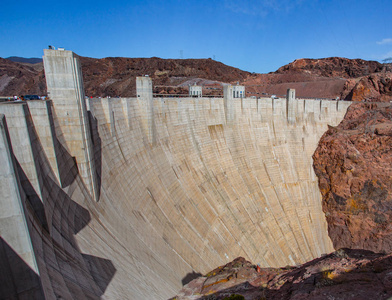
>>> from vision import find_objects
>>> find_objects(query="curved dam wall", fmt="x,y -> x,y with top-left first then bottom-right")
0,49 -> 351,299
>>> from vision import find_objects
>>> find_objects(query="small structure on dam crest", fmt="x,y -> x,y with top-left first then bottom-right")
189,83 -> 203,97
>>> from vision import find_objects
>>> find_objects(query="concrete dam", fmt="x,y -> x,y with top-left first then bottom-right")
0,49 -> 351,299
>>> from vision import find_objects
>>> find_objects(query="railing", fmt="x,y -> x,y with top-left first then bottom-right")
152,94 -> 223,98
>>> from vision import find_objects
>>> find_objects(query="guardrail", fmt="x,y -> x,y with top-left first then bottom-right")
152,94 -> 223,98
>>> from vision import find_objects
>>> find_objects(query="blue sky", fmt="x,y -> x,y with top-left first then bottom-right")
1,0 -> 391,73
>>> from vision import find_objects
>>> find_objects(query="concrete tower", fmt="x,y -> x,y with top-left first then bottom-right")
286,88 -> 296,124
287,88 -> 296,101
223,84 -> 246,122
136,76 -> 155,145
43,48 -> 98,201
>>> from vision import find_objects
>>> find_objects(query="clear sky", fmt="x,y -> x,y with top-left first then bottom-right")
1,0 -> 391,73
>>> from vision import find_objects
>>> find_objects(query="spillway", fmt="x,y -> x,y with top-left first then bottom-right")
0,49 -> 350,299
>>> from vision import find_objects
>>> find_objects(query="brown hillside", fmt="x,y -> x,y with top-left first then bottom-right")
0,56 -> 250,97
78,56 -> 250,97
241,57 -> 392,100
0,58 -> 45,96
275,57 -> 384,78
1,55 -> 391,101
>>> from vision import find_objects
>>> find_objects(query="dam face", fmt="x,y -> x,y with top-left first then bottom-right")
0,50 -> 351,299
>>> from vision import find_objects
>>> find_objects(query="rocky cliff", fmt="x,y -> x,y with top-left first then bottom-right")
275,57 -> 384,78
175,249 -> 392,299
342,73 -> 392,101
242,57 -> 392,101
313,102 -> 392,253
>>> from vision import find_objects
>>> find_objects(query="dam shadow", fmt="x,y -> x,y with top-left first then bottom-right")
47,101 -> 82,189
82,253 -> 117,294
40,171 -> 116,298
15,158 -> 49,232
87,110 -> 102,200
56,140 -> 79,188
38,113 -> 113,297
182,271 -> 203,286
0,237 -> 45,299
6,104 -> 115,298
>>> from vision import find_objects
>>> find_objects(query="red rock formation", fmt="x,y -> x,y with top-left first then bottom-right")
313,102 -> 392,253
241,58 -> 392,101
344,73 -> 392,102
175,249 -> 392,299
276,57 -> 383,79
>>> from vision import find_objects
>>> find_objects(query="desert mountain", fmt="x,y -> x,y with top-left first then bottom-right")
1,55 -> 391,101
0,56 -> 250,97
5,56 -> 43,64
242,57 -> 392,100
0,58 -> 45,96
275,57 -> 384,78
78,56 -> 250,97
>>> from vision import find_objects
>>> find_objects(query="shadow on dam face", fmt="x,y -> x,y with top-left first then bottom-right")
0,95 -> 351,299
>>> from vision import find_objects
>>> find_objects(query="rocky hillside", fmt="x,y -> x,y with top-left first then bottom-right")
78,56 -> 250,97
275,57 -> 384,78
313,102 -> 392,253
341,73 -> 392,101
174,250 -> 392,299
0,58 -> 45,96
5,56 -> 43,64
0,56 -> 250,97
242,57 -> 392,100
1,55 -> 391,101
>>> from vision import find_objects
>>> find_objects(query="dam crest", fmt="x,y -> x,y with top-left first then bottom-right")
0,49 -> 351,299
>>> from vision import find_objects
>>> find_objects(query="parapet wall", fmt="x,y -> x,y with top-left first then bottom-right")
0,50 -> 352,299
